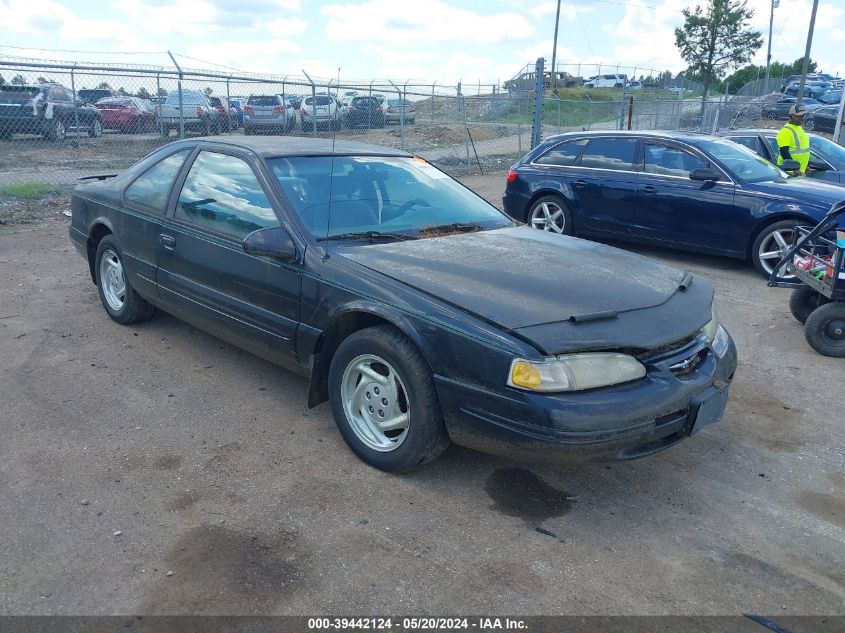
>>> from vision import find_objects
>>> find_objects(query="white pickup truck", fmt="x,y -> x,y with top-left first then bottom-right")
158,90 -> 220,137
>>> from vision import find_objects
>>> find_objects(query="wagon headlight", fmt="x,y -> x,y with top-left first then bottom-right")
702,304 -> 719,343
508,353 -> 646,392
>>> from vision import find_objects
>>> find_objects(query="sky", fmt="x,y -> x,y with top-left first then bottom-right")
0,0 -> 843,87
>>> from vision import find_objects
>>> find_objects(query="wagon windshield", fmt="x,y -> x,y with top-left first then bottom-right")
269,155 -> 512,240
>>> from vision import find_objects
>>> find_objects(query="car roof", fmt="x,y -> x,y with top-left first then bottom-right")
543,129 -> 713,144
169,136 -> 412,159
718,128 -> 828,137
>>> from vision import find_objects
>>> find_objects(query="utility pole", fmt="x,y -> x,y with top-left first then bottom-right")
550,0 -> 562,91
795,0 -> 819,107
764,0 -> 778,86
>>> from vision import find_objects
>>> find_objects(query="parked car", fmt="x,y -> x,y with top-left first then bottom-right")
504,71 -> 582,92
805,104 -> 841,134
157,90 -> 220,137
94,96 -> 157,133
818,89 -> 843,105
300,93 -> 343,131
502,131 -> 845,278
383,98 -> 415,125
78,88 -> 117,105
243,95 -> 295,135
719,128 -> 845,186
784,81 -> 829,100
0,83 -> 102,141
345,96 -> 385,129
762,97 -> 823,120
583,74 -> 627,89
68,136 -> 737,471
208,96 -> 239,131
228,98 -> 245,126
283,94 -> 301,110
627,81 -> 642,90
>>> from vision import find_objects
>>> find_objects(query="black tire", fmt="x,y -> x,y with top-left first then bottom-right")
751,219 -> 803,278
789,287 -> 828,324
89,117 -> 103,138
94,236 -> 156,325
764,110 -> 776,120
328,325 -> 450,472
526,194 -> 574,235
804,119 -> 815,132
804,302 -> 845,357
203,118 -> 212,136
244,125 -> 253,136
50,119 -> 67,142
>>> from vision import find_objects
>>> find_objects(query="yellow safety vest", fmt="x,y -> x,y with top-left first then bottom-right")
776,123 -> 810,172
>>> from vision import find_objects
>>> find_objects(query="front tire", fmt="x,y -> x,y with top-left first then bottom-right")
95,236 -> 156,325
89,118 -> 103,138
789,287 -> 828,324
49,119 -> 67,142
751,219 -> 803,278
328,325 -> 450,472
527,195 -> 573,235
804,303 -> 845,357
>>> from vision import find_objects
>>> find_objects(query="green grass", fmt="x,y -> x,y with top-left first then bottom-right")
0,182 -> 61,200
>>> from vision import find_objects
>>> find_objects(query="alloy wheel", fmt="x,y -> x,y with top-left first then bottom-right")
340,354 -> 410,452
530,201 -> 566,233
99,249 -> 126,311
757,227 -> 796,277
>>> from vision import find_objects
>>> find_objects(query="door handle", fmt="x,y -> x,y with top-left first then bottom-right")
159,234 -> 175,250
572,179 -> 587,189
641,185 -> 657,194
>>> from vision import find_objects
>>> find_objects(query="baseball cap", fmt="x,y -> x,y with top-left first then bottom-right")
789,104 -> 807,116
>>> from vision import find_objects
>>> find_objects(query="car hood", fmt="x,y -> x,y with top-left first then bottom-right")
338,226 -> 713,354
745,177 -> 845,207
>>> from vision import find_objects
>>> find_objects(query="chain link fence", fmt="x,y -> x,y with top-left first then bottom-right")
1,54 -> 836,197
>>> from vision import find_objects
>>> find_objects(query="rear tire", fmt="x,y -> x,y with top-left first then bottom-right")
789,287 -> 828,324
527,195 -> 574,235
89,118 -> 103,138
328,325 -> 450,472
49,119 -> 67,142
804,303 -> 845,357
751,219 -> 803,279
94,236 -> 156,325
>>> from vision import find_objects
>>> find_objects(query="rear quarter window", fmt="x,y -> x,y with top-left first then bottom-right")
125,150 -> 192,213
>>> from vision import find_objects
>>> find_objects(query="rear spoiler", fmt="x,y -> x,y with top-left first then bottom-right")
78,174 -> 117,181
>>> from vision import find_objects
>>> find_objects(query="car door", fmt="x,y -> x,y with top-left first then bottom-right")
633,140 -> 740,254
726,134 -> 771,162
565,136 -> 640,236
47,86 -> 73,128
156,146 -> 303,367
119,147 -> 195,300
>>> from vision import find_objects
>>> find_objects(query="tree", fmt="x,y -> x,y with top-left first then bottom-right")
96,82 -> 112,90
37,76 -> 48,83
156,87 -> 168,97
136,87 -> 151,99
11,74 -> 26,85
674,0 -> 762,114
203,86 -> 213,96
117,87 -> 129,96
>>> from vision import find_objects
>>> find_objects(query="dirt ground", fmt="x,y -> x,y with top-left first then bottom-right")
0,173 -> 843,617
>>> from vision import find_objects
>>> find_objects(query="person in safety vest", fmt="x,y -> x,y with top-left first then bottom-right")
776,103 -> 810,176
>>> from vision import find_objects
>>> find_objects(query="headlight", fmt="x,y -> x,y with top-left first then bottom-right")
702,303 -> 719,343
508,353 -> 646,393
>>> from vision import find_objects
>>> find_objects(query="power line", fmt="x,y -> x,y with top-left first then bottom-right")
0,44 -> 165,56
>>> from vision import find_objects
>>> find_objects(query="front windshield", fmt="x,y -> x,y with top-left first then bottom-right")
695,137 -> 785,182
812,135 -> 845,164
269,156 -> 512,240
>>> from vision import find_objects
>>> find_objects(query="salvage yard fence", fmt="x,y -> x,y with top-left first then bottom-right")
0,55 -> 805,189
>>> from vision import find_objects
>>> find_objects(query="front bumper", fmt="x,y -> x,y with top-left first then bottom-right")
435,331 -> 738,463
0,115 -> 50,135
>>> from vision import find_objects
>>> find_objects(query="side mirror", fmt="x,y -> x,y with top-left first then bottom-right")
243,226 -> 297,262
808,158 -> 829,171
781,159 -> 801,172
689,167 -> 721,181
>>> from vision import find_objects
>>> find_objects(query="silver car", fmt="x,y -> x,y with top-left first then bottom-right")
300,93 -> 342,132
243,95 -> 295,135
383,98 -> 416,125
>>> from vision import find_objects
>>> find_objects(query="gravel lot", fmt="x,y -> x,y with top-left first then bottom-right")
0,173 -> 843,617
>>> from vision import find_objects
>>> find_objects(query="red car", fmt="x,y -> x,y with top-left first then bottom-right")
209,96 -> 239,131
94,97 -> 157,133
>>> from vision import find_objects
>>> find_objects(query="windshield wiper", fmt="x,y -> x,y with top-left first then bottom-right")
317,231 -> 417,243
417,222 -> 487,235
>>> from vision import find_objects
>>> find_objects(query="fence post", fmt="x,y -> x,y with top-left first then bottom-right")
517,96 -> 522,156
530,58 -> 544,149
387,80 -> 404,149
302,69 -> 317,137
168,51 -> 185,139
431,81 -> 436,125
70,64 -> 80,147
557,96 -> 561,132
676,88 -> 682,130
225,78 -> 231,133
618,81 -> 627,130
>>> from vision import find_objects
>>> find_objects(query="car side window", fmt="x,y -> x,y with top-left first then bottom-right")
578,138 -> 638,171
176,151 -> 279,239
729,136 -> 763,156
49,87 -> 70,102
535,139 -> 588,166
125,150 -> 192,213
765,136 -> 779,156
643,143 -> 707,177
